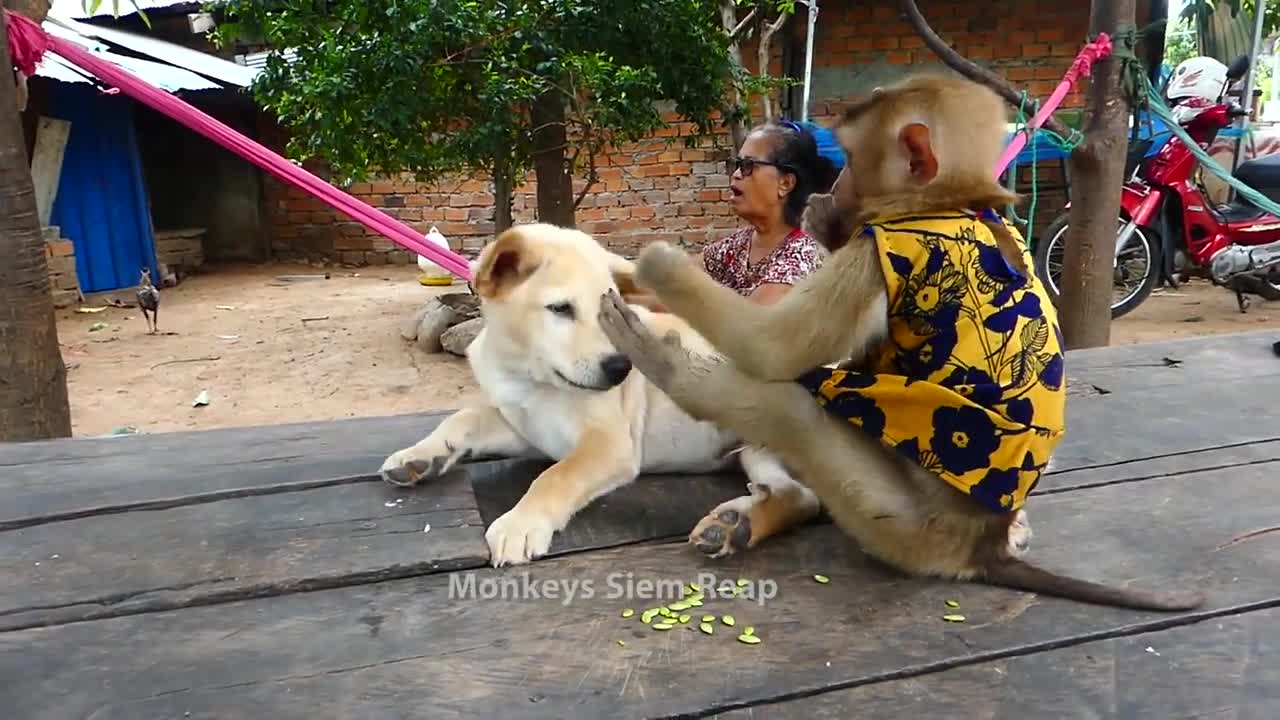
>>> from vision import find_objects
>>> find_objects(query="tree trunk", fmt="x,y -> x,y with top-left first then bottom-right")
0,8 -> 73,441
530,88 -> 574,228
492,156 -> 514,234
719,0 -> 747,151
1058,0 -> 1136,350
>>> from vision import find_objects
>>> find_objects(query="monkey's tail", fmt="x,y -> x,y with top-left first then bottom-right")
982,558 -> 1206,611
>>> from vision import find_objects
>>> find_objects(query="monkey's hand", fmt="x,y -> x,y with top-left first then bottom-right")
633,241 -> 699,300
802,193 -> 853,252
598,289 -> 720,421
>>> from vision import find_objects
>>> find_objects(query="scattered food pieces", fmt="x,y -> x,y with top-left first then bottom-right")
616,640 -> 626,647
77,306 -> 107,314
192,390 -> 210,407
743,626 -> 755,636
721,615 -> 735,627
701,614 -> 715,623
88,322 -> 109,332
945,599 -> 959,608
942,614 -> 966,623
301,315 -> 330,323
652,622 -> 674,631
215,305 -> 236,310
813,574 -> 830,584
109,426 -> 139,436
621,609 -> 634,618
422,523 -> 431,533
737,634 -> 761,645
1145,646 -> 1160,656
699,622 -> 714,635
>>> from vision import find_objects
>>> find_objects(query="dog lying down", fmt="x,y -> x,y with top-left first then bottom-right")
380,223 -> 821,567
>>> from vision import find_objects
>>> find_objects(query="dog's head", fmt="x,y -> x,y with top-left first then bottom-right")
471,223 -> 645,392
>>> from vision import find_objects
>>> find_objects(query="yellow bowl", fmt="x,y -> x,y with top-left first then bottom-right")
418,274 -> 454,286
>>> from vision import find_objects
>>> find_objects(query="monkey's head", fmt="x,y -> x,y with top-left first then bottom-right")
834,73 -> 1017,218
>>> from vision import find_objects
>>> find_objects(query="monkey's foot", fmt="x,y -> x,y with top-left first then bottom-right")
1007,508 -> 1032,557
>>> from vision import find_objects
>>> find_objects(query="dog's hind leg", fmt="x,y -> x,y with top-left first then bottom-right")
690,446 -> 821,558
380,406 -> 537,487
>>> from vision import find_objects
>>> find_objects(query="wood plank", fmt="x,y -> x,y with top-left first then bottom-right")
1064,328 -> 1280,397
0,470 -> 487,632
3,461 -> 1277,720
715,607 -> 1280,718
30,116 -> 70,227
5,362 -> 1274,532
0,411 -> 449,526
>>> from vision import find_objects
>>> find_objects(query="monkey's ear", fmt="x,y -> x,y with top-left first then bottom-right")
899,122 -> 939,185
473,228 -> 537,298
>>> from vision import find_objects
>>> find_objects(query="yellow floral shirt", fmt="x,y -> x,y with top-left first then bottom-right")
796,210 -> 1066,514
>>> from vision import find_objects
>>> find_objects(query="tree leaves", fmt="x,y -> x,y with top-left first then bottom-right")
214,0 -> 734,192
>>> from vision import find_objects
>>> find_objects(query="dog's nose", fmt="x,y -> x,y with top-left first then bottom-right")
600,353 -> 633,386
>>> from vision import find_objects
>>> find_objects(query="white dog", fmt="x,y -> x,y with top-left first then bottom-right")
380,223 -> 821,566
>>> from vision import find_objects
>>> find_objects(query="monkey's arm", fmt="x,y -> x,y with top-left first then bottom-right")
634,240 -> 889,381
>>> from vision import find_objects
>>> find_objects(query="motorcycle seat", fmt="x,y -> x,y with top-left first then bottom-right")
1216,200 -> 1268,223
1233,153 -> 1280,194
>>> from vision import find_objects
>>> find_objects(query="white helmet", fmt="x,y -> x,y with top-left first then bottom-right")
1166,56 -> 1230,103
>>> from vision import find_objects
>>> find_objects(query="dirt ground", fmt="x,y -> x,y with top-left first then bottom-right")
56,261 -> 1280,437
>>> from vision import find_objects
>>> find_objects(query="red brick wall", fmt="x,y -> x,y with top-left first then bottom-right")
261,0 -> 1092,266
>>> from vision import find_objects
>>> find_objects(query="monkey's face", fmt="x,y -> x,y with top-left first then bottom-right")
729,133 -> 796,223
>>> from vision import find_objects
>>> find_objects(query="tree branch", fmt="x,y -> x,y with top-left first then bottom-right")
730,8 -> 758,41
758,11 -> 789,120
899,0 -> 1073,141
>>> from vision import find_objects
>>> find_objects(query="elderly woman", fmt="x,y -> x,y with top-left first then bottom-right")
630,120 -> 838,309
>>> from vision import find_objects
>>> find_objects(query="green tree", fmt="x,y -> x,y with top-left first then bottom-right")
213,0 -> 736,230
1180,0 -> 1279,47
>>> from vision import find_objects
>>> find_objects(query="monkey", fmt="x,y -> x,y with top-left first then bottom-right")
596,72 -> 1205,612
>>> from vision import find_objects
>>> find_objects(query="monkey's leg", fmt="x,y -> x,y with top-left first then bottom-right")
690,445 -> 821,558
600,289 -> 1015,577
630,242 -> 887,380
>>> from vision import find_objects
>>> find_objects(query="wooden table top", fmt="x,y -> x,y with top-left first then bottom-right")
3,329 -> 1279,719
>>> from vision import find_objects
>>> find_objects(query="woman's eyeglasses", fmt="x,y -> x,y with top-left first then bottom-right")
728,157 -> 794,177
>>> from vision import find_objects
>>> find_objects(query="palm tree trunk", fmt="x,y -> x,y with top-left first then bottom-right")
0,7 -> 73,441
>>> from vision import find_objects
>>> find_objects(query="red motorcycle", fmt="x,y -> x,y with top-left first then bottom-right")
1034,53 -> 1280,317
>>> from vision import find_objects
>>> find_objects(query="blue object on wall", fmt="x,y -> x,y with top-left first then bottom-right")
47,82 -> 158,294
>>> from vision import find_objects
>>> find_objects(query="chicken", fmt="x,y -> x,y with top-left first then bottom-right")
136,267 -> 160,334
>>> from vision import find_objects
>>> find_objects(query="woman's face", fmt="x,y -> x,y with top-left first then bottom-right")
729,133 -> 795,224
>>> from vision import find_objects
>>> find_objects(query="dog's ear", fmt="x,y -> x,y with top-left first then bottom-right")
473,228 -> 538,298
606,254 -> 643,296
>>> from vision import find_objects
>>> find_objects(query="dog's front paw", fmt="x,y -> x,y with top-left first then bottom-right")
379,443 -> 466,487
486,507 -> 557,567
634,241 -> 692,294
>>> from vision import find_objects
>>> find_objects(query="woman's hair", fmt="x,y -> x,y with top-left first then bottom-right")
752,120 -> 840,227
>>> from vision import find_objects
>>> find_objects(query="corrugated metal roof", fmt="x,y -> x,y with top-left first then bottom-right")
33,12 -> 235,92
49,0 -> 200,21
48,12 -> 259,86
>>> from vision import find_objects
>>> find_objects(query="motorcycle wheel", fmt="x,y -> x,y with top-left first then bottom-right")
1032,212 -> 1162,320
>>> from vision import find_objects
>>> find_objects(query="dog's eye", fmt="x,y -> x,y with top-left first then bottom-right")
546,302 -> 575,319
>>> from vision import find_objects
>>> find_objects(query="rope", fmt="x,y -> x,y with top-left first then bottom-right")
1007,93 -> 1085,243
